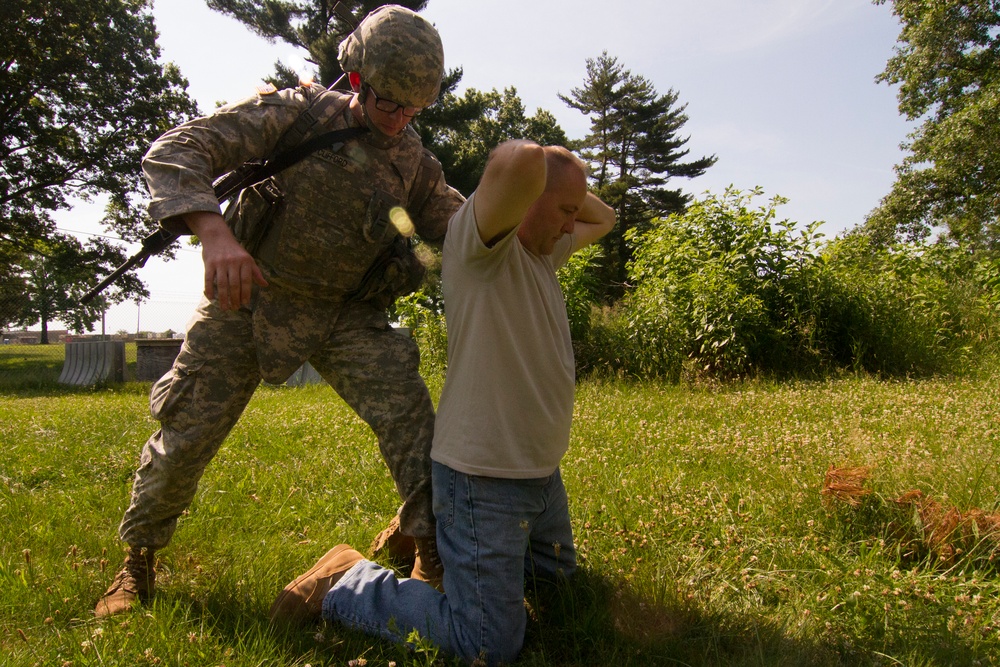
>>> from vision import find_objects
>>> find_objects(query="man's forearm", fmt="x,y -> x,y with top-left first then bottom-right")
578,192 -> 615,227
571,193 -> 616,251
185,211 -> 267,310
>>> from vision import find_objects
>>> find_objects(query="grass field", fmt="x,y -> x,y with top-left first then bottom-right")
1,372 -> 998,666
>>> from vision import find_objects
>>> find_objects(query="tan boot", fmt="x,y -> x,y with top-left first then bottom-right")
269,545 -> 364,624
369,515 -> 416,569
412,537 -> 444,592
94,547 -> 156,618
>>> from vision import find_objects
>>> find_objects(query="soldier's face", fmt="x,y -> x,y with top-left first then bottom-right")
363,91 -> 412,137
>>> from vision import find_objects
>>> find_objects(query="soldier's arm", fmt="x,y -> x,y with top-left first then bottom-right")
184,212 -> 267,312
142,86 -> 313,232
413,180 -> 464,248
142,86 -> 312,310
408,149 -> 464,249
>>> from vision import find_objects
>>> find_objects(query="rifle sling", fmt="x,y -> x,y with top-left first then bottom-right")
214,126 -> 368,202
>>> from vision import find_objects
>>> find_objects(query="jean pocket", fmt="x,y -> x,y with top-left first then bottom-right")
432,463 -> 456,529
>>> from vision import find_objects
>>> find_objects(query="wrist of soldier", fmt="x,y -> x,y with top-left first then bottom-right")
184,211 -> 230,239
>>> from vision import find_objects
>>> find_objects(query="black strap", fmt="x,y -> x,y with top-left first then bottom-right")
214,126 -> 368,202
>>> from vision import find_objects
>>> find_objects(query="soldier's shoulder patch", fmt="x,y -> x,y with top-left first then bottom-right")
256,82 -> 278,96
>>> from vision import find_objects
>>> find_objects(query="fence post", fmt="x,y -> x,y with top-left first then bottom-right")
135,338 -> 184,382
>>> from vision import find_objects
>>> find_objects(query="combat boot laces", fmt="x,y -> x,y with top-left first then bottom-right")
94,546 -> 156,617
412,537 -> 444,592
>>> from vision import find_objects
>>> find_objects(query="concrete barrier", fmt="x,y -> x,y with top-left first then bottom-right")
286,360 -> 324,386
58,340 -> 126,385
136,338 -> 184,382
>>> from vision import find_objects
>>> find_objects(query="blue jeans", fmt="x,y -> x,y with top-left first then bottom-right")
324,461 -> 577,665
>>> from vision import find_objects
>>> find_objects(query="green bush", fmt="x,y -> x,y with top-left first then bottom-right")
578,188 -> 1000,381
616,188 -> 826,378
395,290 -> 448,379
558,243 -> 604,343
816,236 -> 1000,375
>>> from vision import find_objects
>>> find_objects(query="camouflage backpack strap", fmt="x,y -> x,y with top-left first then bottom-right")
270,87 -> 355,155
407,148 -> 444,220
214,89 -> 364,203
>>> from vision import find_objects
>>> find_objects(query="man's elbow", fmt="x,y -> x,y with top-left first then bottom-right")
506,141 -> 547,190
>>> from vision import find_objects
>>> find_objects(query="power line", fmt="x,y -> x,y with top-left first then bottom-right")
56,226 -> 201,254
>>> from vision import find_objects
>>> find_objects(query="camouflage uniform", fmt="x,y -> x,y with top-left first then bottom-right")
118,81 -> 463,550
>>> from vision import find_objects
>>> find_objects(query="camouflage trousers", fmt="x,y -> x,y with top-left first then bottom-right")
118,296 -> 436,550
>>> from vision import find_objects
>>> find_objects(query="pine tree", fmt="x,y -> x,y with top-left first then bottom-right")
561,52 -> 716,299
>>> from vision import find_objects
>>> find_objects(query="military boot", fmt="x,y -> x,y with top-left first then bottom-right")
94,546 -> 156,617
411,537 -> 444,592
369,515 -> 416,569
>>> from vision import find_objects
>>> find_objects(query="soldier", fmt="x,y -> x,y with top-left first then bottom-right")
94,5 -> 464,617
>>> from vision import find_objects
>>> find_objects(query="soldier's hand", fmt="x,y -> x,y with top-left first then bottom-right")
184,211 -> 268,311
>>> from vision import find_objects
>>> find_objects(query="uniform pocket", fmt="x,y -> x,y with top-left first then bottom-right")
227,177 -> 285,258
149,360 -> 203,422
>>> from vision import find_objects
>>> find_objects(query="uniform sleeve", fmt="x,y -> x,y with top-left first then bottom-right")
142,86 -> 314,231
409,151 -> 465,248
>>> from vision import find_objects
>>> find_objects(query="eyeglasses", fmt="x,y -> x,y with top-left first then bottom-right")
367,85 -> 422,118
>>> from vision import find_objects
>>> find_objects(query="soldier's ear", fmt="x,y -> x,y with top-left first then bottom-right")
348,72 -> 362,93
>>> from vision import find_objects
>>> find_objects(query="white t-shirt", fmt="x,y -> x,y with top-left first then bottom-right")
431,192 -> 576,478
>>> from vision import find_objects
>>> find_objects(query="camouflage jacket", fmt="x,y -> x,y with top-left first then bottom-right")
142,83 -> 464,381
143,83 -> 463,295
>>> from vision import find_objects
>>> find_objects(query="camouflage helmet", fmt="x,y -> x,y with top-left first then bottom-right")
338,5 -> 444,109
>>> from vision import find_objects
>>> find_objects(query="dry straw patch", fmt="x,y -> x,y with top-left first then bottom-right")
823,465 -> 1000,566
894,489 -> 1000,564
820,465 -> 872,507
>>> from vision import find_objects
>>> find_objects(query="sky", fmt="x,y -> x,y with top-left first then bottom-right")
54,0 -> 913,335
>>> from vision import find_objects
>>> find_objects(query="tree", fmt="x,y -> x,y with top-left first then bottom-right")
561,52 -> 717,300
206,0 -> 428,88
1,0 -> 198,251
2,0 -> 198,321
866,0 -> 1000,251
415,86 -> 568,196
0,241 -> 31,331
10,235 -> 147,343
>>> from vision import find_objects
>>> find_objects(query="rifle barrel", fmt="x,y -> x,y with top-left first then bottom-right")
80,229 -> 178,304
80,254 -> 145,304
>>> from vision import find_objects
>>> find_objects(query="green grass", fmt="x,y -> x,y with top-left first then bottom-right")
1,375 -> 998,666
